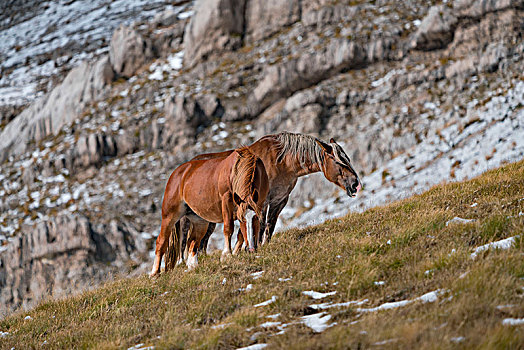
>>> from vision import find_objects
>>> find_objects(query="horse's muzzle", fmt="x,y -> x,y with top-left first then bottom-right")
346,180 -> 362,198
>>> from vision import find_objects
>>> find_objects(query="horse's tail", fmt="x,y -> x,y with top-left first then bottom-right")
231,147 -> 262,221
165,220 -> 180,271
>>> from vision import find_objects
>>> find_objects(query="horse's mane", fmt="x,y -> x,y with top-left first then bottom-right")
273,132 -> 324,169
231,147 -> 261,220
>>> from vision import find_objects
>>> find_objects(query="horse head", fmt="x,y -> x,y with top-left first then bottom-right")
316,138 -> 361,198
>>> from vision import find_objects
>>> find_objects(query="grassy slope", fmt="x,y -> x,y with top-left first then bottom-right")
2,160 -> 524,350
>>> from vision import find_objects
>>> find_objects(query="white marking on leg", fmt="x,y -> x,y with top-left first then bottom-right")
150,255 -> 160,276
245,210 -> 256,251
186,252 -> 198,270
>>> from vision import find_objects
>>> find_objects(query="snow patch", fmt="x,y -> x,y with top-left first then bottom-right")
302,290 -> 337,299
356,290 -> 444,313
446,217 -> 476,226
236,344 -> 268,350
470,236 -> 519,259
254,296 -> 277,308
251,271 -> 264,279
502,318 -> 524,326
278,277 -> 292,282
259,321 -> 281,328
127,344 -> 154,350
211,322 -> 232,330
309,299 -> 368,310
300,312 -> 335,333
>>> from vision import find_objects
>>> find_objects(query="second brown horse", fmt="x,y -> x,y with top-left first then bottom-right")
150,147 -> 268,276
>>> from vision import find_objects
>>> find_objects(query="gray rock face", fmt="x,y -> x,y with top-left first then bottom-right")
244,0 -> 301,41
183,0 -> 245,67
0,56 -> 114,163
109,25 -> 154,78
455,0 -> 522,17
302,4 -> 358,28
74,133 -> 119,169
411,5 -> 458,50
162,95 -> 211,147
252,39 -> 366,112
0,214 -> 144,317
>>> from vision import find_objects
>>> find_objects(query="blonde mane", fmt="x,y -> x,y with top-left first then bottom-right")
274,132 -> 324,169
231,147 -> 260,220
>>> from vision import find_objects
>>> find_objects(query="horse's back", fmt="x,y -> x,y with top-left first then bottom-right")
191,150 -> 233,161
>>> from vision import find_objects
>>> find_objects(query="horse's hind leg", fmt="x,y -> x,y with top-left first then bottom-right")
151,215 -> 175,277
151,204 -> 184,277
178,217 -> 192,265
186,219 -> 210,270
198,223 -> 216,255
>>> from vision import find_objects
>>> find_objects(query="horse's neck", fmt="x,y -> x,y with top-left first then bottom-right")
294,162 -> 321,177
254,136 -> 322,177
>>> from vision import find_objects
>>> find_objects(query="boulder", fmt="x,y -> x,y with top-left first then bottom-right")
411,5 -> 458,51
109,24 -> 154,78
0,56 -> 114,163
196,93 -> 224,119
183,0 -> 246,67
162,95 -> 211,147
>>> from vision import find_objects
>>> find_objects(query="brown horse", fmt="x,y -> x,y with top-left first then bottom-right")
150,147 -> 268,276
167,132 -> 361,266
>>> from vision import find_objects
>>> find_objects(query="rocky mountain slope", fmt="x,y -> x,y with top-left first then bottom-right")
1,0 -> 523,316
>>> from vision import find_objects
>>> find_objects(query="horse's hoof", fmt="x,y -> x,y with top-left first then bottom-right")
248,248 -> 255,253
149,272 -> 159,279
186,254 -> 198,270
220,253 -> 232,263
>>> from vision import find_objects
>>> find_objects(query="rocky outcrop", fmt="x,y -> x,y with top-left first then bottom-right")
0,214 -> 144,316
455,0 -> 524,17
249,39 -> 366,116
183,0 -> 246,67
411,5 -> 458,50
161,95 -> 213,147
0,56 -> 114,163
244,0 -> 301,42
109,25 -> 154,78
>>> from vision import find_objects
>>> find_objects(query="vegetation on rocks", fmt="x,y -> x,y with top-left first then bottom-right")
1,159 -> 523,349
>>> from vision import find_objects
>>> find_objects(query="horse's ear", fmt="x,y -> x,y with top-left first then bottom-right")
330,138 -> 336,143
315,139 -> 333,154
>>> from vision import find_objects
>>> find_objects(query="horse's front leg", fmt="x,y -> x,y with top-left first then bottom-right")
232,224 -> 245,255
251,213 -> 260,252
261,195 -> 289,246
220,193 -> 234,262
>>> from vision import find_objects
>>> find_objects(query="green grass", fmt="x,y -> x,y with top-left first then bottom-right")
2,160 -> 524,349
